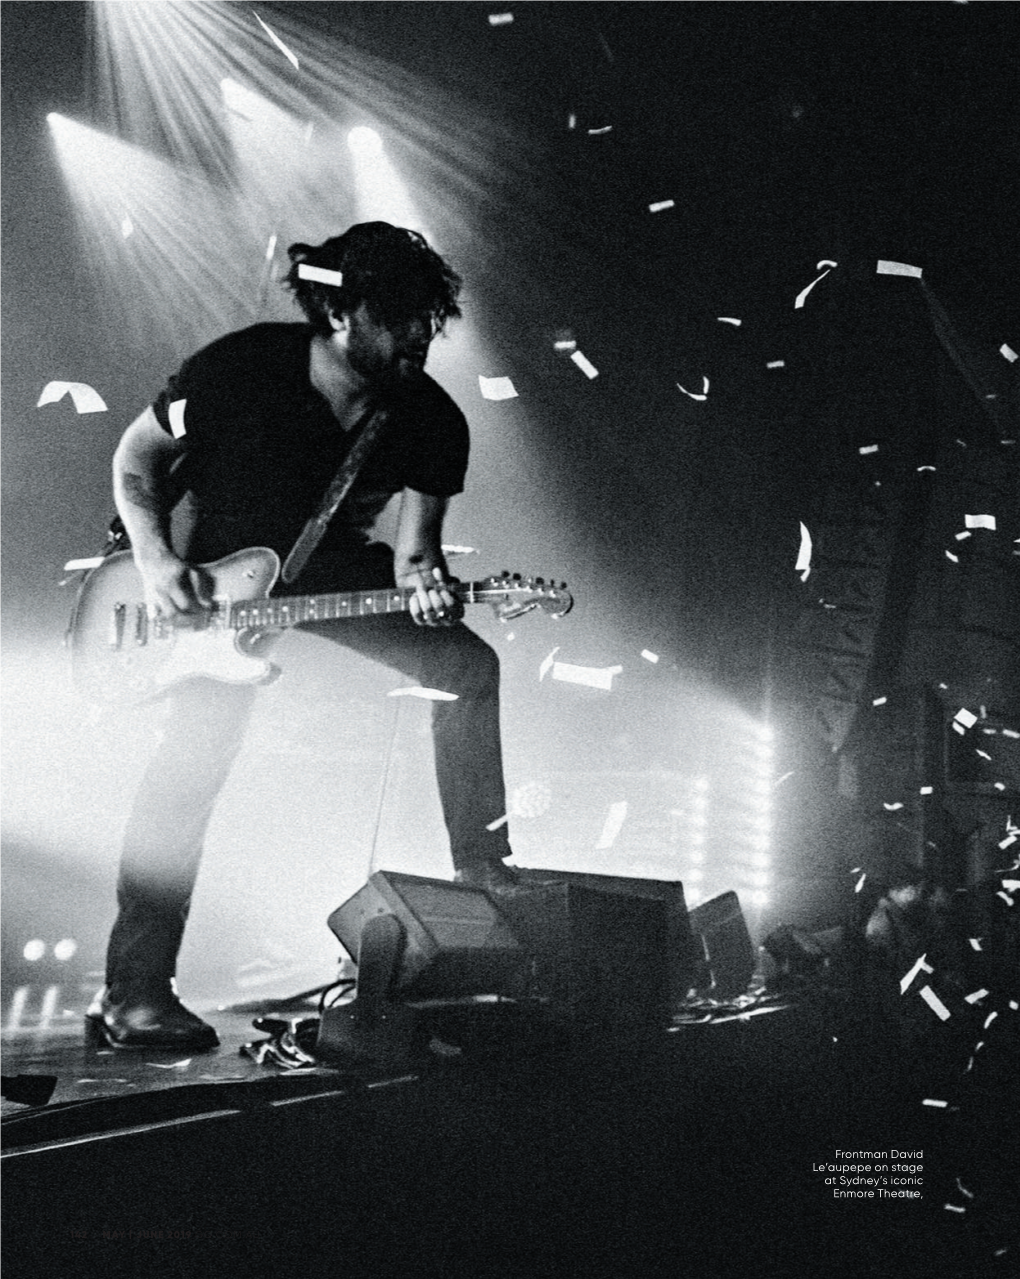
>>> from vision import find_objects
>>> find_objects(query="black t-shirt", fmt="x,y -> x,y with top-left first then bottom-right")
151,323 -> 469,592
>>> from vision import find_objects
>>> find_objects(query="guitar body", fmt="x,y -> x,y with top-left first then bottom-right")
69,548 -> 282,706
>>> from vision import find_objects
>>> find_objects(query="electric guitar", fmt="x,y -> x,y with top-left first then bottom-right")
68,547 -> 573,707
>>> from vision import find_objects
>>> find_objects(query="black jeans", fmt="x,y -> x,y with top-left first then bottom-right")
105,616 -> 511,987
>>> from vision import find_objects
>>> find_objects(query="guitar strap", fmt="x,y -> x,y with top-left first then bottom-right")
281,402 -> 391,585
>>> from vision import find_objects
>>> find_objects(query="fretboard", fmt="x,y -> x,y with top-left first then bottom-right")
229,584 -> 476,631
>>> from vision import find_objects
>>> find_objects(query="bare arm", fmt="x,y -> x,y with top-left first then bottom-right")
112,406 -> 213,616
393,489 -> 462,627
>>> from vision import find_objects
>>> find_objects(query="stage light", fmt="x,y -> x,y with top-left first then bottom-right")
749,890 -> 769,908
54,939 -> 78,961
348,126 -> 384,155
23,940 -> 45,962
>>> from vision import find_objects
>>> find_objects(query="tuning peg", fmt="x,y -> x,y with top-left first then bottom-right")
535,576 -> 544,585
512,573 -> 521,581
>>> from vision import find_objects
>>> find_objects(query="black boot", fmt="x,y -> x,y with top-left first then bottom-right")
86,980 -> 219,1051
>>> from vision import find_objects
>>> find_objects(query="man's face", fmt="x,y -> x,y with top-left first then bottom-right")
343,303 -> 432,388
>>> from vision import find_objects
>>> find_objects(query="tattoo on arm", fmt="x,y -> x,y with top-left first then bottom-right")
121,471 -> 165,517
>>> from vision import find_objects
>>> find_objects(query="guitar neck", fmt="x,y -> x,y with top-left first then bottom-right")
229,584 -> 476,630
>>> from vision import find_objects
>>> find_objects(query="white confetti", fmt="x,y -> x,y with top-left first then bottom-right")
918,984 -> 951,1020
955,531 -> 972,541
876,260 -> 923,278
676,380 -> 707,401
147,1059 -> 192,1070
920,786 -> 933,795
883,802 -> 904,811
795,521 -> 812,581
587,126 -> 613,136
964,514 -> 996,530
873,697 -> 888,706
297,264 -> 344,286
596,801 -> 628,849
996,890 -> 1015,906
168,398 -> 187,439
254,12 -> 299,69
922,1098 -> 948,1108
967,938 -> 983,952
485,814 -> 509,830
478,375 -> 518,401
854,872 -> 867,894
943,1204 -> 966,1214
538,646 -> 560,682
553,338 -> 577,351
955,1179 -> 974,1200
964,989 -> 989,1003
917,465 -> 936,472
794,267 -> 832,309
648,200 -> 675,213
63,557 -> 105,571
488,12 -> 514,25
859,444 -> 879,455
766,360 -> 786,369
387,687 -> 459,701
1000,344 -> 1018,362
121,215 -> 134,238
571,351 -> 599,379
717,317 -> 742,326
640,650 -> 660,664
265,234 -> 277,261
37,381 -> 107,414
945,551 -> 959,563
552,661 -> 622,691
983,1011 -> 998,1029
900,953 -> 934,995
954,708 -> 978,729
1002,879 -> 1020,891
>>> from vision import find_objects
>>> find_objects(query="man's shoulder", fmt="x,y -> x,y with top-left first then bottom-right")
393,371 -> 466,427
188,322 -> 310,368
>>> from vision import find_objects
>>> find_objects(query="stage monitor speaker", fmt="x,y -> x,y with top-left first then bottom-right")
496,879 -> 672,1035
687,890 -> 755,998
517,870 -> 698,1007
327,871 -> 527,999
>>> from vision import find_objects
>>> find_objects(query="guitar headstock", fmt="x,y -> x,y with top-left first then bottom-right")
481,573 -> 574,621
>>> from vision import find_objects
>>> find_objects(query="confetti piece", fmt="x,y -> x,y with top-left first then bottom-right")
964,514 -> 996,530
817,259 -> 838,269
945,551 -> 959,563
968,938 -> 983,952
954,708 -> 978,729
478,375 -> 518,401
795,522 -> 812,581
567,113 -> 577,130
648,199 -> 675,213
956,1179 -> 975,1200
766,360 -> 786,369
552,661 -> 623,691
876,260 -> 923,278
983,1011 -> 998,1029
918,984 -> 951,1020
587,125 -> 613,136
596,801 -> 628,849
37,381 -> 107,414
553,339 -> 577,351
955,531 -> 972,541
64,557 -> 105,571
943,1204 -> 966,1214
873,696 -> 888,706
571,351 -> 599,378
922,1098 -> 948,1108
964,988 -> 989,1003
640,650 -> 659,663
920,786 -> 933,795
883,802 -> 904,811
1011,1001 -> 1019,1011
254,12 -> 300,69
775,771 -> 794,787
539,646 -> 560,681
168,398 -> 187,439
676,380 -> 707,401
794,267 -> 832,309
1000,344 -> 1018,362
859,444 -> 879,455
485,814 -> 509,831
265,234 -> 277,261
917,465 -> 936,472
717,317 -> 742,326
121,215 -> 134,238
441,544 -> 478,556
900,953 -> 934,994
996,891 -> 1014,906
147,1059 -> 192,1069
488,12 -> 514,25
297,264 -> 344,286
1002,879 -> 1020,891
387,687 -> 459,701
854,872 -> 867,894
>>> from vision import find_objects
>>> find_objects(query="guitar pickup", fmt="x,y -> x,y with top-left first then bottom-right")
108,603 -> 126,650
134,605 -> 148,646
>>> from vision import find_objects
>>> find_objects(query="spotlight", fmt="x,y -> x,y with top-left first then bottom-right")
54,939 -> 78,961
347,126 -> 383,155
23,940 -> 46,962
